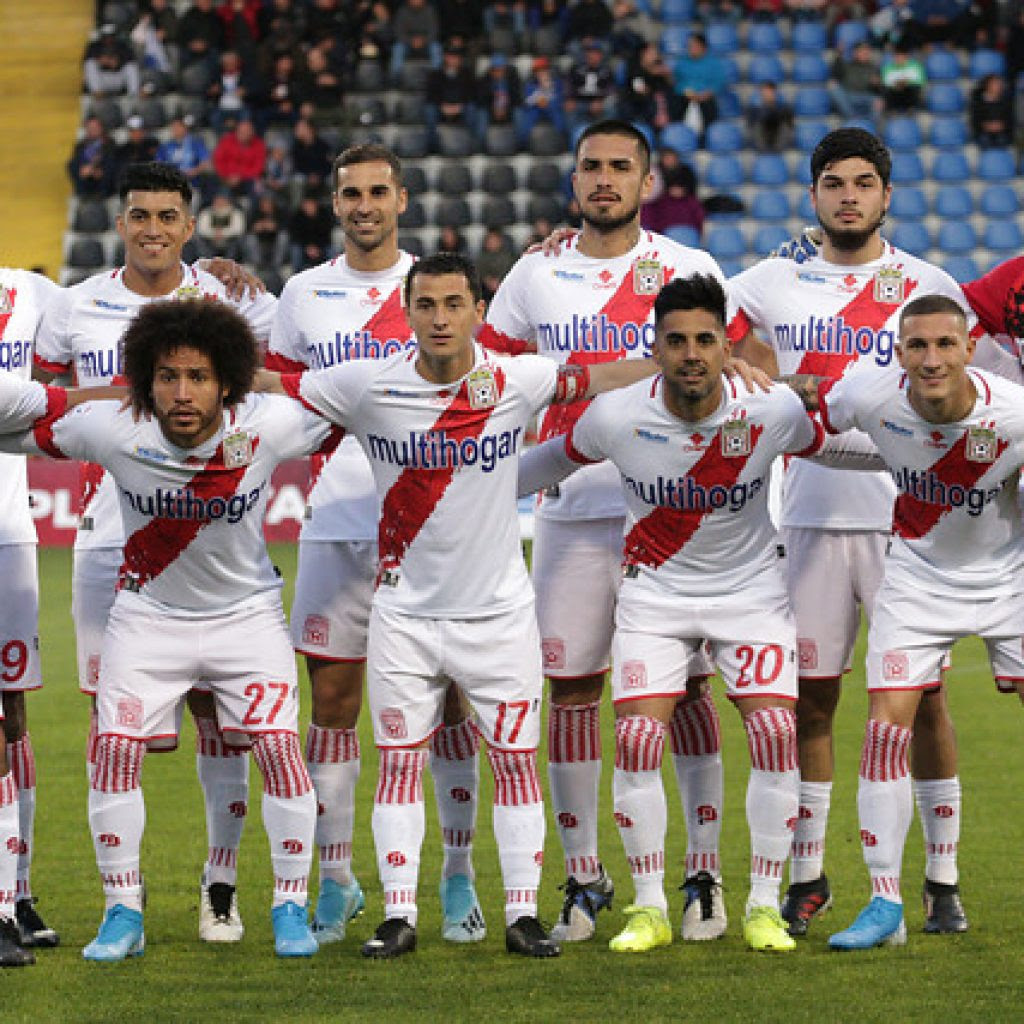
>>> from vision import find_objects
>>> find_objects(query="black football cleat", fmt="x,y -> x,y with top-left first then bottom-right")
780,874 -> 832,937
505,916 -> 560,958
361,917 -> 417,959
922,880 -> 968,934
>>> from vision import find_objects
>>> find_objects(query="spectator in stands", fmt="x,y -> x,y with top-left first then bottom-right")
623,42 -> 678,132
390,0 -> 442,79
869,0 -> 915,48
785,0 -> 828,19
195,190 -> 247,261
305,0 -> 347,44
217,0 -> 262,62
116,116 -> 160,175
746,81 -> 794,152
831,39 -> 882,120
156,115 -> 216,204
527,215 -> 555,247
261,141 -> 294,200
130,0 -> 178,78
265,52 -> 305,127
246,193 -> 287,269
486,2 -> 528,36
84,24 -> 140,98
564,0 -> 614,57
609,0 -> 660,58
880,42 -> 927,113
477,227 -> 517,301
299,41 -> 346,117
746,0 -> 784,21
289,188 -> 335,270
672,32 -> 726,141
177,0 -> 225,78
970,73 -> 1015,148
349,2 -> 394,66
213,116 -> 267,196
437,0 -> 485,51
290,118 -> 332,191
259,0 -> 307,54
517,56 -> 567,146
68,115 -> 119,198
641,162 -> 705,238
424,42 -> 478,147
906,0 -> 976,47
564,40 -> 618,137
476,53 -> 522,142
208,49 -> 266,131
437,224 -> 468,255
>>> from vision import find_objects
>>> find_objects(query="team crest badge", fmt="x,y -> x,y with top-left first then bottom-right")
223,430 -> 253,468
721,418 -> 751,456
632,258 -> 662,296
0,287 -> 12,315
873,268 -> 905,304
965,426 -> 997,463
467,367 -> 499,409
173,285 -> 203,301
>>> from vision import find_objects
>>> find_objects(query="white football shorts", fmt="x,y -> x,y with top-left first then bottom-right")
72,546 -> 122,696
0,544 -> 41,694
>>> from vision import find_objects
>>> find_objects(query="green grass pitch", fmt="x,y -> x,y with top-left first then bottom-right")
7,545 -> 1024,1022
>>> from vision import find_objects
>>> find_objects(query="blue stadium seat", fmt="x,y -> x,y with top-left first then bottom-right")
890,152 -> 925,183
750,154 -> 790,186
943,256 -> 980,283
706,21 -> 739,55
936,221 -> 977,255
933,186 -> 973,219
751,191 -> 791,222
705,155 -> 744,189
793,87 -> 831,117
716,258 -> 744,277
794,120 -> 830,149
717,89 -> 742,118
926,83 -> 965,114
752,225 -> 791,254
662,25 -> 690,57
659,122 -> 699,155
748,22 -> 784,53
706,120 -> 744,153
930,116 -> 968,147
984,220 -> 1024,252
883,117 -> 922,151
791,54 -> 829,83
718,57 -> 740,86
792,21 -> 828,52
797,192 -> 816,221
705,225 -> 747,260
888,187 -> 928,220
660,0 -> 694,22
925,48 -> 962,81
889,222 -> 931,257
979,184 -> 1020,217
833,21 -> 869,53
976,148 -> 1017,181
970,49 -> 1006,78
747,54 -> 786,85
665,224 -> 700,247
929,150 -> 970,182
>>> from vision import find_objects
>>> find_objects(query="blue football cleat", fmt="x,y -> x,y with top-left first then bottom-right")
272,901 -> 318,957
311,877 -> 365,943
82,905 -> 145,962
440,874 -> 486,942
829,897 -> 907,951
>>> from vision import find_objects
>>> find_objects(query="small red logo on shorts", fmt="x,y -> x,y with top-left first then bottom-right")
386,850 -> 406,866
5,836 -> 19,854
542,638 -> 566,671
882,651 -> 910,682
798,805 -> 813,819
860,829 -> 878,847
622,661 -> 647,690
317,802 -> 326,816
98,833 -> 121,848
786,815 -> 798,831
228,801 -> 247,818
88,654 -> 102,688
450,787 -> 471,803
797,639 -> 818,672
934,805 -> 954,818
282,839 -> 304,854
302,614 -> 330,648
613,811 -> 633,828
697,804 -> 718,824
557,812 -> 578,828
534,851 -> 544,866
116,696 -> 143,729
380,708 -> 407,740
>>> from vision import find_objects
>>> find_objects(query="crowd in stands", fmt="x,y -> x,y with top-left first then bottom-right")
69,0 -> 1023,285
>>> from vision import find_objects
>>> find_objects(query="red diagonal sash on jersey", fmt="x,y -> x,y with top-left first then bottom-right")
119,438 -> 259,588
794,274 -> 918,377
364,286 -> 411,344
539,262 -> 673,442
377,369 -> 506,580
623,424 -> 764,569
893,431 -> 1008,539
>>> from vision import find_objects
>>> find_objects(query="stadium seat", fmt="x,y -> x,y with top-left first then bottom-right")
797,192 -> 816,221
794,120 -> 830,150
178,62 -> 212,96
434,164 -> 473,195
401,165 -> 428,194
86,98 -> 123,130
751,191 -> 790,222
969,49 -> 1006,78
527,124 -> 566,156
793,88 -> 831,117
792,21 -> 828,52
705,225 -> 746,260
526,194 -> 566,224
397,198 -> 427,229
706,21 -> 739,55
665,224 -> 700,247
890,151 -> 925,183
705,120 -> 744,153
531,23 -> 561,55
718,57 -> 740,87
67,237 -> 105,270
72,201 -> 110,234
526,162 -> 563,193
984,220 -> 1024,253
393,127 -> 429,159
660,0 -> 694,22
132,98 -> 167,129
346,96 -> 386,126
833,21 -> 869,52
883,117 -> 922,151
435,126 -> 475,158
979,184 -> 1020,217
976,148 -> 1017,181
889,222 -> 931,257
661,25 -> 690,57
942,256 -> 979,283
888,187 -> 928,220
936,221 -> 977,255
352,61 -> 385,92
715,258 -> 744,277
791,54 -> 829,84
747,55 -> 786,84
752,225 -> 791,255
933,186 -> 973,219
717,89 -> 742,118
397,233 -> 425,257
705,155 -> 744,189
484,124 -> 519,157
929,150 -> 970,182
750,154 -> 790,186
481,163 -> 518,194
924,48 -> 962,81
479,195 -> 516,228
748,22 -> 784,52
660,122 -> 699,155
929,116 -> 968,147
926,83 -> 965,114
435,196 -> 472,227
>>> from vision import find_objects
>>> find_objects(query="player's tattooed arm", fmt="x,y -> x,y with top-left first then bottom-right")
251,368 -> 285,394
195,258 -> 266,300
559,357 -> 659,402
781,374 -> 828,410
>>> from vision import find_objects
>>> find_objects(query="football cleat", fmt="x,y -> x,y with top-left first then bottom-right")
15,898 -> 59,948
780,874 -> 832,937
609,905 -> 672,954
199,882 -> 244,943
311,877 -> 365,943
82,905 -> 145,962
922,880 -> 968,934
362,917 -> 417,959
829,897 -> 907,951
743,906 -> 796,952
680,872 -> 727,941
550,867 -> 614,942
271,901 -> 318,957
0,916 -> 34,967
505,916 -> 560,958
440,874 -> 486,943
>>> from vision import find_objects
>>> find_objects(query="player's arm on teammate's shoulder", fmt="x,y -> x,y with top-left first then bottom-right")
723,351 -> 773,393
194,257 -> 265,300
251,367 -> 286,394
558,358 -> 656,402
769,226 -> 822,263
517,435 -> 582,498
780,373 -> 830,411
67,384 -> 127,409
729,328 -> 779,377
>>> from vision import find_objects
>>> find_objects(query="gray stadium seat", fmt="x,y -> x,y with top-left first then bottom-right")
434,164 -> 474,195
68,237 -> 106,270
393,127 -> 429,159
481,163 -> 518,194
479,195 -> 516,228
526,162 -> 563,193
398,198 -> 427,229
435,126 -> 475,158
484,124 -> 519,157
72,202 -> 111,234
434,196 -> 472,227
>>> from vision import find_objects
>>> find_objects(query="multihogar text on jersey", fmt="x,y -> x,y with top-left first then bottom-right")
307,333 -> 415,368
537,315 -> 656,356
120,481 -> 267,523
891,467 -> 1001,516
623,473 -> 765,511
0,339 -> 31,371
773,316 -> 895,367
366,427 -> 523,473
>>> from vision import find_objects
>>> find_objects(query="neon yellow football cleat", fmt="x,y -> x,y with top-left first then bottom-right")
743,906 -> 796,953
608,905 -> 672,954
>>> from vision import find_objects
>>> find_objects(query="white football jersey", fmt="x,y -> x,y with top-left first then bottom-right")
569,375 -> 821,600
727,243 -> 972,530
481,232 -> 725,521
267,252 -> 416,543
821,366 -> 1024,597
0,269 -> 61,545
34,264 -> 278,550
290,344 -> 558,618
7,394 -> 332,613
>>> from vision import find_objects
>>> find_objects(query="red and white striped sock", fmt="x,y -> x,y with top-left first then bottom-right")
858,719 -> 913,904
488,748 -> 544,924
547,700 -> 602,883
668,692 -> 723,878
744,707 -> 799,911
914,776 -> 960,886
8,735 -> 35,900
252,732 -> 315,908
430,719 -> 479,881
195,715 -> 249,886
85,707 -> 99,782
0,773 -> 18,920
89,735 -> 146,912
790,780 -> 832,884
305,724 -> 360,886
373,748 -> 427,926
614,716 -> 668,913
